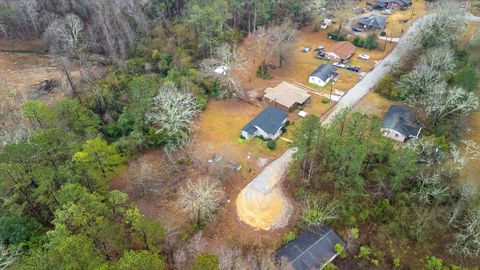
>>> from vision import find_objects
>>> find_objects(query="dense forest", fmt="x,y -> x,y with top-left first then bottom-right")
0,0 -> 479,269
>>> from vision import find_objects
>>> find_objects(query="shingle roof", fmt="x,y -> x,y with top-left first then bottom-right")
242,107 -> 287,135
264,82 -> 311,109
325,41 -> 356,60
276,225 -> 345,270
382,105 -> 421,138
309,64 -> 338,82
358,13 -> 387,29
376,0 -> 411,7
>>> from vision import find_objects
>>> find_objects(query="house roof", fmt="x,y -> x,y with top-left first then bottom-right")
358,13 -> 387,29
264,82 -> 311,109
325,41 -> 356,60
275,225 -> 345,270
309,64 -> 338,82
242,107 -> 287,135
381,105 -> 421,138
376,0 -> 411,7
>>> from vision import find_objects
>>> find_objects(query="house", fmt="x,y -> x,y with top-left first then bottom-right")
241,107 -> 288,140
264,82 -> 311,111
324,41 -> 356,62
357,13 -> 388,30
374,0 -> 411,10
309,64 -> 338,87
275,224 -> 346,270
381,105 -> 422,142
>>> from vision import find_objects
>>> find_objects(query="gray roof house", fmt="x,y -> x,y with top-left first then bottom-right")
357,13 -> 388,30
308,64 -> 338,87
275,225 -> 345,270
374,0 -> 411,10
241,107 -> 288,140
381,105 -> 421,142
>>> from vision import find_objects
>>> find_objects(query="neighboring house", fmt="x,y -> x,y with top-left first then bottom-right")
324,41 -> 356,62
241,107 -> 288,140
374,0 -> 411,10
264,82 -> 311,111
381,105 -> 422,142
275,225 -> 346,270
357,13 -> 388,30
309,64 -> 338,87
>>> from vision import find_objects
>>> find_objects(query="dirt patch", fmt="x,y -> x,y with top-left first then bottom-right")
353,91 -> 394,116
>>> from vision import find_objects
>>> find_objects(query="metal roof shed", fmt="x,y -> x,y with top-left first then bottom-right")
275,225 -> 345,270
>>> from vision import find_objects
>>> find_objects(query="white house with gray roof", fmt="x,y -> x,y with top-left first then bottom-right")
308,64 -> 338,87
381,105 -> 421,142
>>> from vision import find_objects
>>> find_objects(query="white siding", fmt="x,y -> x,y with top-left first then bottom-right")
381,128 -> 406,142
309,76 -> 329,87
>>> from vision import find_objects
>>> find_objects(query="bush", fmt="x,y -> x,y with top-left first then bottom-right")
328,31 -> 346,41
198,96 -> 208,111
353,36 -> 365,47
380,31 -> 387,36
256,63 -> 271,80
334,243 -> 346,259
283,230 -> 297,244
376,74 -> 399,100
190,254 -> 219,270
321,97 -> 330,104
267,140 -> 277,150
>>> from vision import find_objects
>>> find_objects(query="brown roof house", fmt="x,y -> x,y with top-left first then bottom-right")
264,82 -> 311,111
324,41 -> 356,62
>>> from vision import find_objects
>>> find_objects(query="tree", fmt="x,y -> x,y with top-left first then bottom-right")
146,84 -> 200,151
72,137 -> 125,191
0,212 -> 42,245
116,250 -> 166,270
363,33 -> 378,50
21,100 -> 55,129
178,177 -> 225,224
450,204 -> 480,257
44,14 -> 84,52
398,63 -> 443,100
454,66 -> 480,92
54,98 -> 100,137
20,0 -> 39,33
376,74 -> 398,99
330,0 -> 354,32
125,207 -> 165,251
419,46 -> 456,74
190,254 -> 219,270
269,19 -> 297,68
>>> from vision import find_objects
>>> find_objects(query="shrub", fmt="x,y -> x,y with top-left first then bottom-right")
283,230 -> 297,244
256,63 -> 271,80
376,74 -> 399,100
353,36 -> 365,47
328,31 -> 346,41
358,246 -> 372,259
190,254 -> 219,270
380,31 -> 387,36
321,97 -> 330,104
424,256 -> 444,270
334,243 -> 346,259
198,96 -> 208,111
267,140 -> 277,150
324,263 -> 338,270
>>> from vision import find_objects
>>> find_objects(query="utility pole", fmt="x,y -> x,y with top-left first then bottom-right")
410,2 -> 415,20
329,81 -> 334,102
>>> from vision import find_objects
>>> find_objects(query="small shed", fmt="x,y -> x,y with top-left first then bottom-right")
264,82 -> 311,111
275,224 -> 345,270
309,64 -> 338,87
381,105 -> 421,142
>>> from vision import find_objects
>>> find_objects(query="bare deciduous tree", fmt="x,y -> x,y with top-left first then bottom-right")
45,14 -> 84,52
0,85 -> 29,151
419,46 -> 456,74
178,177 -> 225,224
330,0 -> 355,32
450,205 -> 480,257
0,244 -> 18,270
20,0 -> 39,33
269,19 -> 297,68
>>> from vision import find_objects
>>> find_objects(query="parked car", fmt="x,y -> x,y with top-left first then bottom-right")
358,54 -> 370,60
346,66 -> 361,72
382,9 -> 392,15
303,45 -> 312,52
352,27 -> 362,32
321,19 -> 332,29
315,51 -> 326,59
314,45 -> 324,52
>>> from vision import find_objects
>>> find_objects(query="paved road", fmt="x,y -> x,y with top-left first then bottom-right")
323,16 -> 425,123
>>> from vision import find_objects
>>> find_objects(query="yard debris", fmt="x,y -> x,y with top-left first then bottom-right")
208,154 -> 223,164
236,148 -> 296,230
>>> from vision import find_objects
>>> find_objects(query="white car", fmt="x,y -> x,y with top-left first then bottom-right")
358,54 -> 370,60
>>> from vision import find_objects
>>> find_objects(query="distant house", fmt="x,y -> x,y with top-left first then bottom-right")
275,224 -> 346,270
357,13 -> 388,30
241,107 -> 288,140
309,64 -> 338,87
374,0 -> 411,10
324,41 -> 356,62
264,82 -> 311,111
381,105 -> 421,142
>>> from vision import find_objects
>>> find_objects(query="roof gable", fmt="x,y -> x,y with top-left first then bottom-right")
242,107 -> 287,135
358,13 -> 387,29
309,64 -> 338,82
382,105 -> 421,138
325,41 -> 356,60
